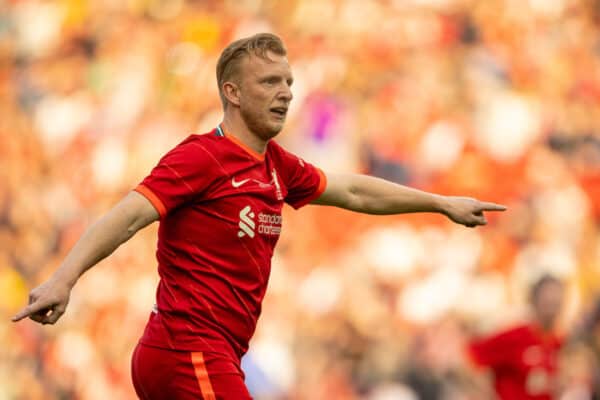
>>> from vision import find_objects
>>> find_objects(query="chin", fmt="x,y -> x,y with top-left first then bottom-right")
258,121 -> 284,140
270,121 -> 285,134
241,111 -> 284,140
262,128 -> 282,141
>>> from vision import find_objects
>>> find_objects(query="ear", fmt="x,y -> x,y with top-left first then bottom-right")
222,81 -> 241,107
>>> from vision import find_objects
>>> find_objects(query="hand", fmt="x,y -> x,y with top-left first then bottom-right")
12,277 -> 72,325
441,196 -> 507,228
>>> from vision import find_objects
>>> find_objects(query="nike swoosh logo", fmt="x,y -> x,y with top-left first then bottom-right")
231,178 -> 250,188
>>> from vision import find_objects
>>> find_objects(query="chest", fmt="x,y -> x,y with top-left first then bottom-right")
511,342 -> 560,397
189,157 -> 287,242
207,156 -> 286,203
518,342 -> 559,370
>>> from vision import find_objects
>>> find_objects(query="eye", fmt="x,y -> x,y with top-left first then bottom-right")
263,77 -> 279,85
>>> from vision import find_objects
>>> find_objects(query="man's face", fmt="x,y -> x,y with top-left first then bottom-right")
533,281 -> 564,329
236,51 -> 293,141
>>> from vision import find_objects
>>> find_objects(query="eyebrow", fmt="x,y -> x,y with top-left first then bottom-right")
260,75 -> 294,84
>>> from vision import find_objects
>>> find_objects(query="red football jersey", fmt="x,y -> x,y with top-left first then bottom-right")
134,126 -> 326,363
468,323 -> 563,400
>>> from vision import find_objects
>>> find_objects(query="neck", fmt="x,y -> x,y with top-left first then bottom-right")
533,318 -> 554,333
221,112 -> 268,154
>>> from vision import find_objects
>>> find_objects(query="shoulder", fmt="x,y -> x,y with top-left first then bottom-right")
150,131 -> 226,175
164,131 -> 225,160
177,131 -> 220,150
495,324 -> 532,337
267,140 -> 305,165
266,139 -> 286,156
505,324 -> 532,335
492,324 -> 536,346
473,323 -> 530,345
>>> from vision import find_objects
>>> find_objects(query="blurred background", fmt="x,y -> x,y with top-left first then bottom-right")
3,0 -> 600,399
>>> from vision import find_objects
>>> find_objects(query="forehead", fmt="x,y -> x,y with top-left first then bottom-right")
537,281 -> 564,298
241,51 -> 292,78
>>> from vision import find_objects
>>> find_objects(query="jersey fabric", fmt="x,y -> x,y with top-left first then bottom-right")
468,323 -> 563,400
131,342 -> 252,400
134,127 -> 326,365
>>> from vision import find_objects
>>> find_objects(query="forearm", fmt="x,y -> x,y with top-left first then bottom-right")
52,192 -> 156,287
12,191 -> 158,324
321,173 -> 445,215
314,172 -> 505,226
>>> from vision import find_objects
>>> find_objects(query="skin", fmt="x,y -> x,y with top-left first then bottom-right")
466,280 -> 565,396
13,191 -> 158,324
532,281 -> 564,331
12,48 -> 506,325
220,51 -> 294,152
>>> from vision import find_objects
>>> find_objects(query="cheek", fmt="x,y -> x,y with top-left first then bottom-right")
541,299 -> 561,314
241,90 -> 267,112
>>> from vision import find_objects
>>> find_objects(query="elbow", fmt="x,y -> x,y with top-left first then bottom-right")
104,220 -> 139,255
125,225 -> 138,240
123,210 -> 156,240
345,191 -> 376,214
345,185 -> 364,211
345,184 -> 381,214
120,215 -> 144,243
125,217 -> 145,240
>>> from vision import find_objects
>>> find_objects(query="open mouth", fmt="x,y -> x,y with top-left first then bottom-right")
270,107 -> 288,118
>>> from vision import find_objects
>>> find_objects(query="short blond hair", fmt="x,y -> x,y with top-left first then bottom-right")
216,33 -> 287,108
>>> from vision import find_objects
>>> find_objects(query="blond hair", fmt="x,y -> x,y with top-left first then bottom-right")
216,33 -> 287,108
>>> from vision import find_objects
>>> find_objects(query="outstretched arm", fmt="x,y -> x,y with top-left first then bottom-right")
311,172 -> 506,226
12,191 -> 159,324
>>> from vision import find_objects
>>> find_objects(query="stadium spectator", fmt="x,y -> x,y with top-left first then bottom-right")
467,275 -> 565,400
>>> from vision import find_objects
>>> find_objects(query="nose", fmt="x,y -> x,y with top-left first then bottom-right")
278,84 -> 293,102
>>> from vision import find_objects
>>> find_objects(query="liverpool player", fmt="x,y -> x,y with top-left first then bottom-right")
13,33 -> 506,399
468,275 -> 565,400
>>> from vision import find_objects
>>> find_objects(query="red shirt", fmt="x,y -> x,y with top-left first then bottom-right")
468,323 -> 563,400
134,127 -> 326,363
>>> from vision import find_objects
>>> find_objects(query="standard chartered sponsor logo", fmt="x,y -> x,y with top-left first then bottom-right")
258,212 -> 282,235
237,206 -> 282,238
238,205 -> 256,238
258,213 -> 282,224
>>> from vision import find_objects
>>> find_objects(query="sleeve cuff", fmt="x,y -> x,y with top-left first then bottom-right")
289,168 -> 328,210
134,184 -> 167,219
465,343 -> 486,370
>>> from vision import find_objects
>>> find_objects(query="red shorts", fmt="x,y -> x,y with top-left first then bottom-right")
131,342 -> 253,400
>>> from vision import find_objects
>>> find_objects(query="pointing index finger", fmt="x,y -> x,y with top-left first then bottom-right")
12,302 -> 49,322
478,202 -> 507,212
12,306 -> 34,322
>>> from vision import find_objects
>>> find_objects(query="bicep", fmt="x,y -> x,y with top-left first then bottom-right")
311,172 -> 356,208
113,191 -> 160,234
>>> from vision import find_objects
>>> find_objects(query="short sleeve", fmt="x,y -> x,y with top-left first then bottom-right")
272,143 -> 327,209
468,336 -> 502,368
134,136 -> 214,218
467,327 -> 524,369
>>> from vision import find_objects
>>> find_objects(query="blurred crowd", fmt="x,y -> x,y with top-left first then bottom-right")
3,0 -> 600,399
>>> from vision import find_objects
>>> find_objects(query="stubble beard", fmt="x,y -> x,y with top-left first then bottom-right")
240,106 -> 283,142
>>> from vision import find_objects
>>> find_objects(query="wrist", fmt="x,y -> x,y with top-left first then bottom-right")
432,194 -> 450,215
51,268 -> 79,289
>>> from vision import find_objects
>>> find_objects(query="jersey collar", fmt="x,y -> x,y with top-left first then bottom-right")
217,124 -> 266,162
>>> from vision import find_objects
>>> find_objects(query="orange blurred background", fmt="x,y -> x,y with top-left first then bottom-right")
3,0 -> 600,399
